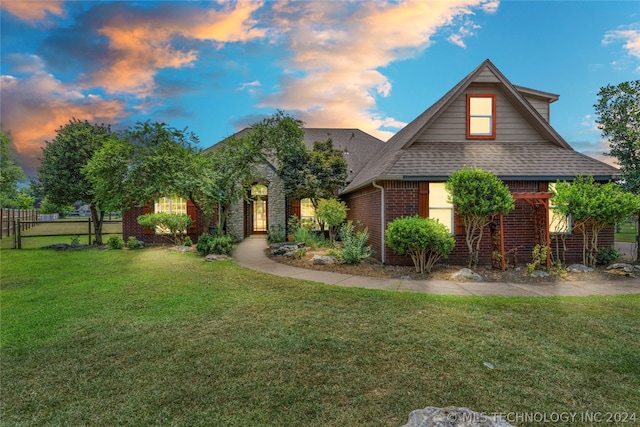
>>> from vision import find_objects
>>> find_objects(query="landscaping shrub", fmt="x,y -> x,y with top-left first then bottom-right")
596,246 -> 620,265
183,236 -> 193,247
107,235 -> 125,250
196,233 -> 234,256
137,212 -> 192,245
385,216 -> 455,273
267,224 -> 286,243
126,236 -> 144,250
527,244 -> 549,274
336,221 -> 372,264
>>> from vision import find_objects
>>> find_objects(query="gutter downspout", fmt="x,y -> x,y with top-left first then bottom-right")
372,180 -> 385,264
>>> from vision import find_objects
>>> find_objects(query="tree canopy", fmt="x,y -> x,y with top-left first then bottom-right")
0,128 -> 27,208
552,175 -> 640,268
37,119 -> 118,244
446,167 -> 515,267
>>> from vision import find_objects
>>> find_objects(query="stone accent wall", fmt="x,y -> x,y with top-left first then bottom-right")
227,163 -> 287,240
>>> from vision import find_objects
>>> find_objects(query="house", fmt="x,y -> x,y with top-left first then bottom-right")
122,128 -> 385,244
123,59 -> 619,266
339,59 -> 619,266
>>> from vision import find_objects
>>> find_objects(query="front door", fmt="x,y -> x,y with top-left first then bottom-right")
252,199 -> 267,233
250,184 -> 268,234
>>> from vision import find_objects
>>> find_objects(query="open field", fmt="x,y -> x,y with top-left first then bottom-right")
1,247 -> 639,426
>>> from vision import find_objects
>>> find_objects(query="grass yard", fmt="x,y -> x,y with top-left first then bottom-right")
1,247 -> 639,426
616,217 -> 639,244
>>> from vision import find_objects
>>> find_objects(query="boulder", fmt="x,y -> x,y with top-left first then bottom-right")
530,270 -> 550,278
204,254 -> 229,262
312,255 -> 337,265
402,406 -> 515,427
451,268 -> 483,282
170,245 -> 193,252
42,243 -> 87,251
606,263 -> 640,273
567,264 -> 594,273
270,242 -> 305,257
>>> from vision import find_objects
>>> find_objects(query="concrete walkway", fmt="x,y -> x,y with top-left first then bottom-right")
233,236 -> 640,297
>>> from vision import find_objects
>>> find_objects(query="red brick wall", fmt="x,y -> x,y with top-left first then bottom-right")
343,179 -> 615,267
122,202 -> 216,244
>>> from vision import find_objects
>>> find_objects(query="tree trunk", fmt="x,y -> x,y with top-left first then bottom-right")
90,202 -> 105,245
636,213 -> 640,263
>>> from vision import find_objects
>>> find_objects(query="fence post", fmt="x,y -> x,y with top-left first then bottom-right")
88,217 -> 92,245
16,219 -> 21,249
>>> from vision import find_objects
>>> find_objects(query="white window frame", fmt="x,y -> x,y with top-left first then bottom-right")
429,183 -> 454,234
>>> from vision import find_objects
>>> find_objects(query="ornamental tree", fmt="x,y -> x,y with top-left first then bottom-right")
385,216 -> 455,273
552,175 -> 640,268
316,198 -> 348,243
446,167 -> 515,268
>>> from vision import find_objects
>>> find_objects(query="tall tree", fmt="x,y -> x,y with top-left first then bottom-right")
446,167 -> 515,268
37,119 -> 117,244
595,80 -> 640,260
0,127 -> 26,208
279,138 -> 348,209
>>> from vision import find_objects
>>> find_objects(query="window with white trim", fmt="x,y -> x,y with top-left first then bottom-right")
429,183 -> 454,233
300,198 -> 320,230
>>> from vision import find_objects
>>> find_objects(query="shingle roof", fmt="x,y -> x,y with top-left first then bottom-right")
204,127 -> 384,183
389,141 -> 619,180
343,59 -> 619,193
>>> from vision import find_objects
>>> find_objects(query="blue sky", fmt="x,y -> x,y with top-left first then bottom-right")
1,0 -> 638,177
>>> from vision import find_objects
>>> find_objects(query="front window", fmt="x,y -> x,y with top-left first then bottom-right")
467,94 -> 496,139
429,183 -> 454,233
154,197 -> 187,234
300,198 -> 320,230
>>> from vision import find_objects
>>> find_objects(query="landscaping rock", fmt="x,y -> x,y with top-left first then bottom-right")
204,254 -> 229,262
42,243 -> 87,251
531,270 -> 550,278
312,255 -> 337,265
568,264 -> 594,273
606,263 -> 640,273
270,242 -> 305,257
400,275 -> 412,280
401,406 -> 514,427
451,268 -> 483,281
170,245 -> 194,252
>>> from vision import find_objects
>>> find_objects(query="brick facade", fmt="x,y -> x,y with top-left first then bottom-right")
122,203 -> 210,244
343,180 -> 614,267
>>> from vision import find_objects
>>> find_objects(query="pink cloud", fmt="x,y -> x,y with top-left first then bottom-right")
262,0 -> 495,140
0,0 -> 64,22
90,2 -> 266,97
1,59 -> 128,176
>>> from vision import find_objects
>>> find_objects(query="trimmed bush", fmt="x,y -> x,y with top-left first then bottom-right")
196,233 -> 234,256
267,224 -> 286,244
137,212 -> 192,245
596,246 -> 620,265
126,236 -> 144,250
107,235 -> 125,250
385,216 -> 455,273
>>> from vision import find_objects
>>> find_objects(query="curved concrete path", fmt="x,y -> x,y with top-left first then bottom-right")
233,236 -> 640,297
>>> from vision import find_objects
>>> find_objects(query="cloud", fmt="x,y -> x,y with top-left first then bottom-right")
482,1 -> 500,14
238,80 -> 261,91
448,19 -> 481,48
603,24 -> 640,71
259,0 -> 495,140
87,2 -> 267,98
0,0 -> 64,22
0,56 -> 128,177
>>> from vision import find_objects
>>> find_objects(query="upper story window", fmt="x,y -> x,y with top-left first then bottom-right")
467,94 -> 496,139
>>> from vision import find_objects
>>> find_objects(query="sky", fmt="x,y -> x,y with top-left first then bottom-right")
1,1 -> 639,178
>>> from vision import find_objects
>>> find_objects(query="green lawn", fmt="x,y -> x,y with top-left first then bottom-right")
1,248 -> 639,426
616,218 -> 638,243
